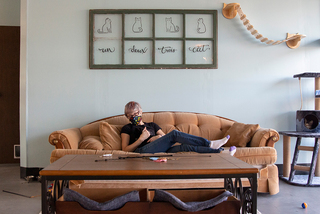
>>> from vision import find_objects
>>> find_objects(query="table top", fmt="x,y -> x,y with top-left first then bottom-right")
40,153 -> 258,178
293,72 -> 320,78
279,131 -> 320,138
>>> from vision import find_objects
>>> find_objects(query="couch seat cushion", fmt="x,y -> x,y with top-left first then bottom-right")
230,147 -> 277,165
78,136 -> 103,150
51,147 -> 277,166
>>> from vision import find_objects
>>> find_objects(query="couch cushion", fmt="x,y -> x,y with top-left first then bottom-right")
50,149 -> 98,163
223,122 -> 260,147
232,147 -> 277,165
78,136 -> 103,150
78,112 -> 235,143
80,122 -> 100,137
148,112 -> 233,140
50,149 -> 137,163
99,122 -> 122,150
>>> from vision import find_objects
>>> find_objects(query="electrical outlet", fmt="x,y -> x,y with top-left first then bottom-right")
14,145 -> 20,159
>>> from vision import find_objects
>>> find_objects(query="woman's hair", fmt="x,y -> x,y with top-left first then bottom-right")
124,101 -> 142,116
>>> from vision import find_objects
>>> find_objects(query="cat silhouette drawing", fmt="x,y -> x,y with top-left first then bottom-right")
97,18 -> 112,34
197,18 -> 206,34
165,17 -> 179,33
132,17 -> 143,33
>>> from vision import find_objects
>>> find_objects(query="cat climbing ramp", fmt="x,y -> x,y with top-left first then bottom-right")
222,3 -> 306,49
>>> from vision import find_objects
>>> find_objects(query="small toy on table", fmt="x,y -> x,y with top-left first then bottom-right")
149,157 -> 167,162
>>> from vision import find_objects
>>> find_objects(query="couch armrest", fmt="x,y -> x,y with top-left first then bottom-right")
48,128 -> 82,149
250,128 -> 280,147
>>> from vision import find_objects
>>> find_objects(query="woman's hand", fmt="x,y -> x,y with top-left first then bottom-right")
147,129 -> 165,143
139,127 -> 150,142
147,135 -> 162,143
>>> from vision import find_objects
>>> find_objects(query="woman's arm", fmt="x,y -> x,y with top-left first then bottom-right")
147,129 -> 166,143
157,129 -> 165,136
121,127 -> 151,152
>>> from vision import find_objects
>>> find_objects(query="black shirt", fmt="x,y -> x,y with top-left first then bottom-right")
120,122 -> 161,148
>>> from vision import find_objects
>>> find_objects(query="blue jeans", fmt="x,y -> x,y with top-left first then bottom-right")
134,130 -> 222,154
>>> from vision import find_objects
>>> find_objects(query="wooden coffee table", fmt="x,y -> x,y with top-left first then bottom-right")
40,153 -> 258,214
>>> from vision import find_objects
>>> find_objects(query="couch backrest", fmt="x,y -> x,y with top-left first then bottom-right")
80,112 -> 235,141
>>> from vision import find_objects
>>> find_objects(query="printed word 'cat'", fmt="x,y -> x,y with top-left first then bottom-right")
188,45 -> 210,53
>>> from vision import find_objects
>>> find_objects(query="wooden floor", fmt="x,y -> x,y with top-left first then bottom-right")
1,163 -> 319,214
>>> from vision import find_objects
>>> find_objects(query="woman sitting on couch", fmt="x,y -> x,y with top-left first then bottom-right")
121,101 -> 233,154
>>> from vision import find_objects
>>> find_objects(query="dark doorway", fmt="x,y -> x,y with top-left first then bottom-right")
0,26 -> 20,163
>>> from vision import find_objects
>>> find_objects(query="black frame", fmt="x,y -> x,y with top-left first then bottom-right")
89,9 -> 218,69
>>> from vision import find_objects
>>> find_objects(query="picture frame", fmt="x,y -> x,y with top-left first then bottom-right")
89,9 -> 217,69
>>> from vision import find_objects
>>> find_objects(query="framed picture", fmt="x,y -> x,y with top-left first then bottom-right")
89,9 -> 217,69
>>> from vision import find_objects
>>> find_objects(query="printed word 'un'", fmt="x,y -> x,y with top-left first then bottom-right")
98,47 -> 115,53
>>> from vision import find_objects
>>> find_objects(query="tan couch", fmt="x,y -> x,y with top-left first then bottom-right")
49,112 -> 280,195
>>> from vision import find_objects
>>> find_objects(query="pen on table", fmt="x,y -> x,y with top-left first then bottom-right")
95,159 -> 109,162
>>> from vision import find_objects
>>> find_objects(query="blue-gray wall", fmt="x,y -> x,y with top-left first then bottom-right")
17,0 -> 320,167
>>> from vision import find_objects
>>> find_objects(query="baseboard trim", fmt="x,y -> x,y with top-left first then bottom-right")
276,163 -> 309,177
20,166 -> 43,179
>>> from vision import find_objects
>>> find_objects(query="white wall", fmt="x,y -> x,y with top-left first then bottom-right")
20,0 -> 320,167
0,0 -> 20,26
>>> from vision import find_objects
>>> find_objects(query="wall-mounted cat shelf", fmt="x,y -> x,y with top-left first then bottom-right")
222,3 -> 306,49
